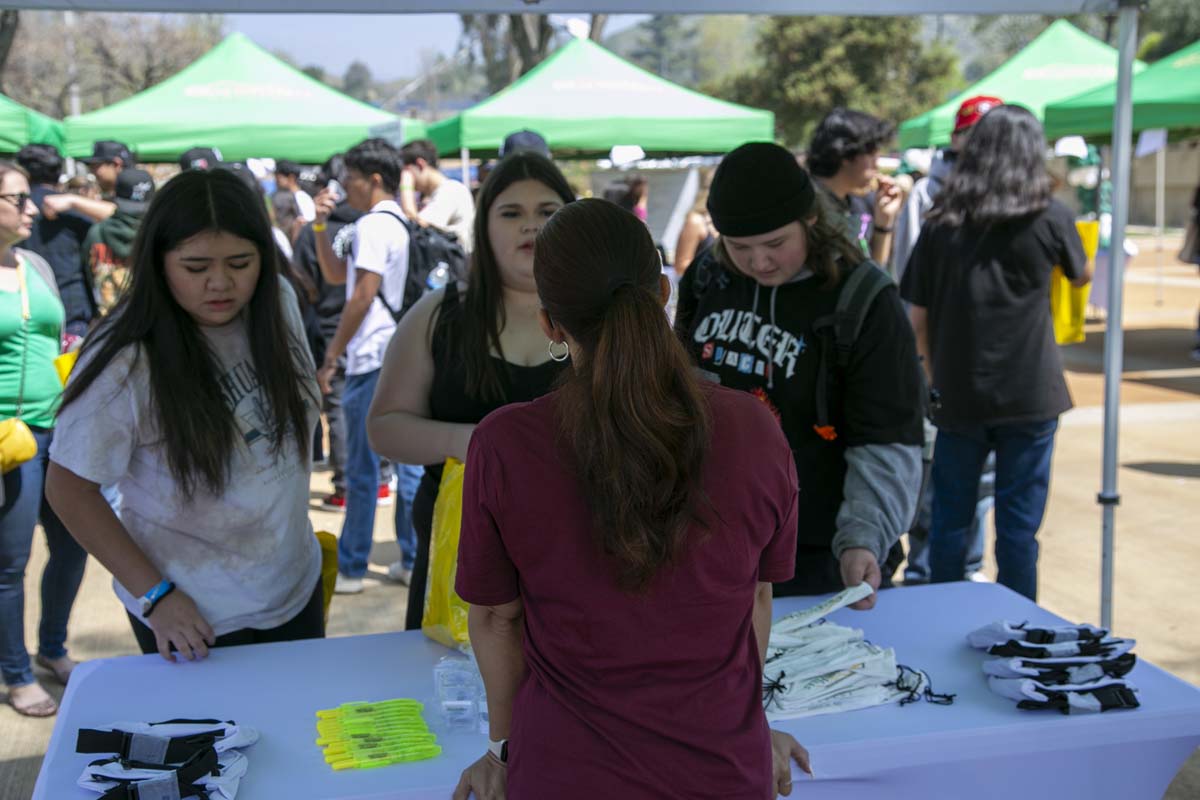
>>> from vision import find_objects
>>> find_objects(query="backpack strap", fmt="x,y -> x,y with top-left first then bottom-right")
810,260 -> 894,438
363,210 -> 411,322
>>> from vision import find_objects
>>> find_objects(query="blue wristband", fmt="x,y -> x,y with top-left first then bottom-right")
140,580 -> 175,617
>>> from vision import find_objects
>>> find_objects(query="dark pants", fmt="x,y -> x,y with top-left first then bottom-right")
127,577 -> 325,654
405,477 -> 437,631
0,427 -> 88,687
321,362 -> 348,494
930,419 -> 1059,601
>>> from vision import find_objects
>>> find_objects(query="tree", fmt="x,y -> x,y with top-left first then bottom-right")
301,65 -> 327,84
3,12 -> 223,117
458,13 -> 608,95
629,16 -> 698,86
717,16 -> 961,147
343,60 -> 374,101
0,10 -> 18,90
1137,0 -> 1200,61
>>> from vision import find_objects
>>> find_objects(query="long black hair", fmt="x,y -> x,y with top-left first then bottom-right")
536,199 -> 711,592
60,169 -> 314,499
453,151 -> 575,402
927,104 -> 1052,227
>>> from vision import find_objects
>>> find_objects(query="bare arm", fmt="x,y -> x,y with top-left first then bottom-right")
42,194 -> 115,223
311,188 -> 346,285
753,581 -> 773,667
1069,263 -> 1093,288
673,213 -> 704,277
317,269 -> 379,393
399,168 -> 424,224
470,599 -> 526,741
909,304 -> 932,384
45,464 -> 215,661
367,288 -> 475,464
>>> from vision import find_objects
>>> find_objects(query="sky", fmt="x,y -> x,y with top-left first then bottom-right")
226,13 -> 647,83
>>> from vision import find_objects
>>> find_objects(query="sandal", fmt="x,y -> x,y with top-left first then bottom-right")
35,654 -> 77,685
7,682 -> 58,718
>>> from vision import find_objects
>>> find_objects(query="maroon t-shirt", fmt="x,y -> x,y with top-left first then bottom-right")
456,384 -> 799,799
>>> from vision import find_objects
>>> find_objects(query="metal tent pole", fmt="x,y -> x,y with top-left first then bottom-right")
1099,0 -> 1139,630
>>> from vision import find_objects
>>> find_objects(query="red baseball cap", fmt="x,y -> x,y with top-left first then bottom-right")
953,95 -> 1004,134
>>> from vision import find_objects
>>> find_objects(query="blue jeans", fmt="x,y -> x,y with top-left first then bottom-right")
906,451 -> 994,583
338,369 -> 421,578
930,419 -> 1058,601
0,427 -> 88,687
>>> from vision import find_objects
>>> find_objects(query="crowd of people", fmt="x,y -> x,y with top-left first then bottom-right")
0,96 -> 1092,797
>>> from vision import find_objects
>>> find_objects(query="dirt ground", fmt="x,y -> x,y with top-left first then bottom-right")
2,234 -> 1198,798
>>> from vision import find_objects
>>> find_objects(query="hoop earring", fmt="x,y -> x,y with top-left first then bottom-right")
548,339 -> 570,362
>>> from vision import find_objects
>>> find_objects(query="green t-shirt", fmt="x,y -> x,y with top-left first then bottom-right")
0,254 -> 64,429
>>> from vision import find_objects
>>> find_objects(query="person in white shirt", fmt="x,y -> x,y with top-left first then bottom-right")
313,138 -> 420,595
399,139 -> 476,253
45,168 -> 323,662
275,159 -> 317,223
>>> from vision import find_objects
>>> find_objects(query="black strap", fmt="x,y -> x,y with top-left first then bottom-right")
1018,684 -> 1140,715
77,728 -> 223,763
1023,626 -> 1105,645
811,259 -> 893,430
95,747 -> 218,800
362,210 -> 412,322
988,639 -> 1108,659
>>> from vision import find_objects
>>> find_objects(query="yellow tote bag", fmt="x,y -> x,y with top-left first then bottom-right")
422,458 -> 470,648
315,530 -> 338,624
1050,220 -> 1100,345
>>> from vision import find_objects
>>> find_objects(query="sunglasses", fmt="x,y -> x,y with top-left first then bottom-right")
0,193 -> 32,209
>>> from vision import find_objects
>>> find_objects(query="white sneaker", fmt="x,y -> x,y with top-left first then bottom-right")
968,571 -> 992,583
387,561 -> 412,586
334,574 -> 364,594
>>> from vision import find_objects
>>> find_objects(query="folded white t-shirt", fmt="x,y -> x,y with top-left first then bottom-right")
50,283 -> 321,635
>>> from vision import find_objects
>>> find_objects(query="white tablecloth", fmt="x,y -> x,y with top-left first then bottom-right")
35,582 -> 1200,799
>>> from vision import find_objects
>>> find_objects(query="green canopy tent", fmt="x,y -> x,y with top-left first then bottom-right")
428,37 -> 773,159
899,20 -> 1142,149
0,94 -> 65,154
65,33 -> 419,163
1044,37 -> 1200,138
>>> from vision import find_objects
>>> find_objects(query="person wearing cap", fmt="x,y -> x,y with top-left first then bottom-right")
178,147 -> 222,172
807,109 -> 902,267
80,168 -> 155,316
398,139 -> 475,253
16,144 -> 97,338
891,95 -> 1003,589
81,140 -> 133,198
274,159 -> 317,225
499,129 -> 551,159
675,142 -> 924,607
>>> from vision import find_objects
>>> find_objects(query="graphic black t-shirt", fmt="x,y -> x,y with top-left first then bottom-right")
675,256 -> 924,554
899,199 -> 1087,429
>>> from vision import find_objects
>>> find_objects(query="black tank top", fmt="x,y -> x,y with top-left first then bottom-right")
414,283 -> 565,526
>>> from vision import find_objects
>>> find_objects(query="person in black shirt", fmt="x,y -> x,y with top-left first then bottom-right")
675,142 -> 924,607
16,145 -> 96,339
366,152 -> 574,629
900,105 -> 1090,601
807,108 -> 903,266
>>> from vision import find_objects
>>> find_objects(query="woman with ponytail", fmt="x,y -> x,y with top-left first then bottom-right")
452,199 -> 809,800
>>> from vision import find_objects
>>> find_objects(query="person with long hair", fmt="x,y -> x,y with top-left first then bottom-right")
675,142 -> 924,606
0,161 -> 87,717
900,105 -> 1090,601
45,169 -> 324,661
367,152 -> 574,631
451,198 -> 809,800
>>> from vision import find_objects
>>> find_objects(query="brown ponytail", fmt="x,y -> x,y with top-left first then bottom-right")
535,199 -> 711,592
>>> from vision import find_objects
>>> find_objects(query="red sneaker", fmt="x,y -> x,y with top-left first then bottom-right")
377,484 -> 393,506
321,492 -> 346,511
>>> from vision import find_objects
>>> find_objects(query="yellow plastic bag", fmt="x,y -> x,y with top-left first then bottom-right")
1050,220 -> 1100,345
315,530 -> 338,624
422,458 -> 469,648
54,350 -> 79,386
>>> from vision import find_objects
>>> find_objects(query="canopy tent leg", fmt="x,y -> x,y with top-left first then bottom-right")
1155,145 -> 1165,305
461,146 -> 470,187
1099,0 -> 1139,631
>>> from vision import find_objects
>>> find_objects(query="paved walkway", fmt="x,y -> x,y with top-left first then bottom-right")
3,236 -> 1198,798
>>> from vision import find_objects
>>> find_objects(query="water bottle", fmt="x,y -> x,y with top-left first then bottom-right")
433,655 -> 480,732
427,263 -> 451,291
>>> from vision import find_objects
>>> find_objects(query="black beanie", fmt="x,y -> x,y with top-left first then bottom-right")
707,142 -> 816,238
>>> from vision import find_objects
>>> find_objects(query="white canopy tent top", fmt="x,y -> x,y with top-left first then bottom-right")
2,0 -> 1138,629
0,1 -> 1122,11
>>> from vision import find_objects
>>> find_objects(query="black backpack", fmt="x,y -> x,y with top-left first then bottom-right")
370,210 -> 468,321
